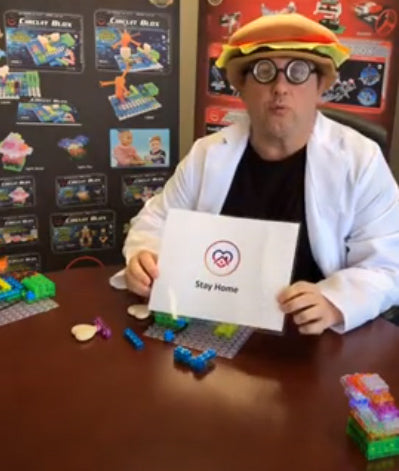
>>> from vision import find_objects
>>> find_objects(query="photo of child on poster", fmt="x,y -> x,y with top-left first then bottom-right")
109,128 -> 169,168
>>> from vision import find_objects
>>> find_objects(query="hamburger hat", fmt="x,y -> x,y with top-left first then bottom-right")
216,13 -> 351,91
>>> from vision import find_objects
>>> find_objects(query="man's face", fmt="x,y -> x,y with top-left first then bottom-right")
240,57 -> 325,140
119,131 -> 133,146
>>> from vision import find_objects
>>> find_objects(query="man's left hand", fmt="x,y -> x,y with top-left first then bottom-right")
277,281 -> 344,334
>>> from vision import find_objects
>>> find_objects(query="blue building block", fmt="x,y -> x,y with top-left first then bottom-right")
174,346 -> 193,366
164,329 -> 175,342
176,319 -> 188,329
174,346 -> 216,374
124,328 -> 144,350
3,276 -> 24,290
201,349 -> 217,362
0,276 -> 24,302
25,291 -> 35,302
189,349 -> 217,373
190,356 -> 207,373
0,288 -> 21,301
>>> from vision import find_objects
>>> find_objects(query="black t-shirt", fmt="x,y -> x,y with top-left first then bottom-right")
221,141 -> 323,283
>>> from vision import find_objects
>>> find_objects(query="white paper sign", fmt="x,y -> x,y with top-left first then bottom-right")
149,209 -> 299,332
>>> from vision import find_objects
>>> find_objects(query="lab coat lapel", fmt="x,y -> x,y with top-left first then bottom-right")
197,119 -> 250,213
305,112 -> 347,275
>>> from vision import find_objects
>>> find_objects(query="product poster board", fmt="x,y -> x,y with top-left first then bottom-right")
0,0 -> 179,272
195,0 -> 399,155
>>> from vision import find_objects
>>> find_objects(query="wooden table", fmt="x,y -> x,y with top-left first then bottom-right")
1,266 -> 398,471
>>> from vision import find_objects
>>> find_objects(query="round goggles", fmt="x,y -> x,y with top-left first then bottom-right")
249,59 -> 317,85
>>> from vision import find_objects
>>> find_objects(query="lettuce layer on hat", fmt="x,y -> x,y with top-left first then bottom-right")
216,40 -> 350,70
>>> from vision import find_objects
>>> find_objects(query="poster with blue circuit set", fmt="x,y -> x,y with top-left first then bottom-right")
95,9 -> 171,73
4,10 -> 84,72
16,98 -> 81,125
0,0 -> 179,272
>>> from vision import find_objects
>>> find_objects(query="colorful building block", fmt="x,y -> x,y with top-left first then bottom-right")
173,346 -> 192,366
214,323 -> 239,339
163,329 -> 175,342
21,273 -> 56,303
347,417 -> 399,460
173,346 -> 216,374
342,373 -> 399,460
124,328 -> 144,350
189,349 -> 217,373
93,317 -> 112,339
0,276 -> 24,302
153,311 -> 189,331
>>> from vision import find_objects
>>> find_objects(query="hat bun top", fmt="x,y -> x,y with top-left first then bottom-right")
228,13 -> 340,47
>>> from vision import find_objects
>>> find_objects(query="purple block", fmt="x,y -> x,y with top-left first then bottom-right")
94,317 -> 112,339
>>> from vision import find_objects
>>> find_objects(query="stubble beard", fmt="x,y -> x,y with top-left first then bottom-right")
262,113 -> 294,142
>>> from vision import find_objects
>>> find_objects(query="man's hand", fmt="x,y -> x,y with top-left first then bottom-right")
277,281 -> 344,334
126,251 -> 159,297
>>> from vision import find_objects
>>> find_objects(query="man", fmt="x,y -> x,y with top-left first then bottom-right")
117,14 -> 399,334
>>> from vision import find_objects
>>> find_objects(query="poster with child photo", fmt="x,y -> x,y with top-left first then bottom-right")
109,128 -> 170,168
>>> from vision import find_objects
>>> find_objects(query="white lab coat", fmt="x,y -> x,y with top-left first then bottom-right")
117,112 -> 399,333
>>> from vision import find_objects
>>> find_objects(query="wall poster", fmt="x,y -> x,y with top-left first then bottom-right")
0,0 -> 179,272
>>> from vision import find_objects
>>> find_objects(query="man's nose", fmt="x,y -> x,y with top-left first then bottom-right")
270,70 -> 290,93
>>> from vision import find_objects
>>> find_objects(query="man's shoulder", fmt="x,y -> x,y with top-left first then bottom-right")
313,112 -> 382,158
192,120 -> 250,151
309,112 -> 386,184
180,120 -> 250,175
197,122 -> 249,145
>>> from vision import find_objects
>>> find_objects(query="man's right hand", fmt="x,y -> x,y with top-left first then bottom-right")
125,250 -> 159,297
